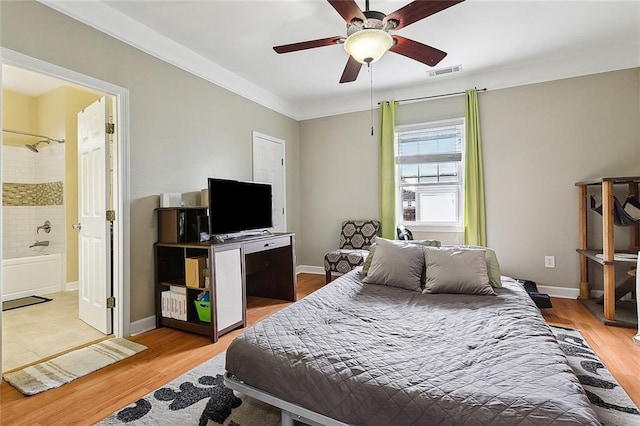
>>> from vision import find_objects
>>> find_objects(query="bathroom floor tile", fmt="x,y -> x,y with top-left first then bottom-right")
2,290 -> 107,372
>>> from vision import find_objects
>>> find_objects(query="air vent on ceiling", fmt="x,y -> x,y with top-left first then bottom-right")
427,65 -> 462,77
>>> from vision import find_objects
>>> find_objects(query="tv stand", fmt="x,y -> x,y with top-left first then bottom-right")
155,223 -> 296,342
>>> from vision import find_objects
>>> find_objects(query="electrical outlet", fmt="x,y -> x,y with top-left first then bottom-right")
544,256 -> 556,268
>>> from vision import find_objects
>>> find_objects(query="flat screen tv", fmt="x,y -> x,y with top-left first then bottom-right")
208,178 -> 273,236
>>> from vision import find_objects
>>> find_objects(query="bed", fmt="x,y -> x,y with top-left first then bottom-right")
225,241 -> 599,425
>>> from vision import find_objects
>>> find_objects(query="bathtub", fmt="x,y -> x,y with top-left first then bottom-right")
2,252 -> 63,302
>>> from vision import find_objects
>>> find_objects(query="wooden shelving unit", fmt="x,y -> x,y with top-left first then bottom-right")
154,207 -> 297,342
155,241 -> 214,338
576,176 -> 640,325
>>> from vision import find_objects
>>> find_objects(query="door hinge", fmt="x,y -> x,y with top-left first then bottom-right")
282,208 -> 285,214
106,210 -> 116,221
281,158 -> 284,166
106,123 -> 115,134
106,297 -> 116,309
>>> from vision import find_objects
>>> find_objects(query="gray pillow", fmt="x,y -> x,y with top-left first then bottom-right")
443,245 -> 502,288
362,237 -> 441,277
423,247 -> 495,295
362,238 -> 424,291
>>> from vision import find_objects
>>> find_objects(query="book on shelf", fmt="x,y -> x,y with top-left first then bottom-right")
162,288 -> 187,320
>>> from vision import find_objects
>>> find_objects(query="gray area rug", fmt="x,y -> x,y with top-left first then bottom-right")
101,328 -> 639,425
551,326 -> 640,425
99,352 -> 280,426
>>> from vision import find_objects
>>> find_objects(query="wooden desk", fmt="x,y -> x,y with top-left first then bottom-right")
155,233 -> 297,342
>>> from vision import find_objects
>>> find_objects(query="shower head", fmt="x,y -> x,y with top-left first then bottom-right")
25,140 -> 51,153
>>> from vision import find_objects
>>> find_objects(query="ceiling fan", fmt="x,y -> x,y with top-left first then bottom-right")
273,0 -> 465,83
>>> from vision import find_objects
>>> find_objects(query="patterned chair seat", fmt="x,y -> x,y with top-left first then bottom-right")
324,220 -> 380,284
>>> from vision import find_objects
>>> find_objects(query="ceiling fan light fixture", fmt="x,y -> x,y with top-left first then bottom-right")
343,29 -> 393,64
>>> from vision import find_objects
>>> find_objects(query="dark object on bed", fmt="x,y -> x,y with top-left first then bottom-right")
516,278 -> 553,309
396,224 -> 413,240
226,271 -> 597,425
323,220 -> 380,284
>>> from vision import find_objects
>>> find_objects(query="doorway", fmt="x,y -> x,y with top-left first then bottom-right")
0,48 -> 130,373
252,131 -> 286,232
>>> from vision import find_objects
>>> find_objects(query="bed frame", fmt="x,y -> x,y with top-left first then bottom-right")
224,373 -> 347,426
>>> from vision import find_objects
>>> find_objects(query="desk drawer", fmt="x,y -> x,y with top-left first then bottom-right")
244,236 -> 290,254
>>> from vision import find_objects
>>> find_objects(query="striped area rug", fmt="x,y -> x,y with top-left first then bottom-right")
3,338 -> 147,395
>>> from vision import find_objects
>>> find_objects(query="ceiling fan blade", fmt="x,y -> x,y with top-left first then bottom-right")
390,35 -> 447,67
340,56 -> 362,83
328,0 -> 366,24
384,0 -> 465,30
273,36 -> 345,54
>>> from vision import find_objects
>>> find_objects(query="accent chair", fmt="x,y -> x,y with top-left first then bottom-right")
323,219 -> 381,284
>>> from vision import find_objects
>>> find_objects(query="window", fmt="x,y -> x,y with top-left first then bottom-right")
396,118 -> 465,229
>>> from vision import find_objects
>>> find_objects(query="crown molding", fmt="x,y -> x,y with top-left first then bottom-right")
38,0 -> 299,120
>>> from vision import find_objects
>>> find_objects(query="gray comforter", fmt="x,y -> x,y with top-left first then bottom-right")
226,270 -> 599,425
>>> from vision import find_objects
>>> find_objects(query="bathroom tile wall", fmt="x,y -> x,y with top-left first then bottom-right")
2,144 -> 36,184
2,144 -> 66,262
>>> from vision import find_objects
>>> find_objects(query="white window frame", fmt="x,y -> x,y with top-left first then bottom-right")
395,118 -> 465,232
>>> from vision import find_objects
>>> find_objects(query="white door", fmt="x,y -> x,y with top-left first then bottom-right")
77,97 -> 112,334
252,132 -> 286,232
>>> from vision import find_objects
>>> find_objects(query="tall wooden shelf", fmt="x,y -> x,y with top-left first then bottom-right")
576,176 -> 640,325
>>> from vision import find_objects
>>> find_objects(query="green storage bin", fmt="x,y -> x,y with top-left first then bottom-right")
194,300 -> 210,322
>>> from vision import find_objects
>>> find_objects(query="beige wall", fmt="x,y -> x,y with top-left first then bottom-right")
481,69 -> 639,290
299,110 -> 379,266
2,89 -> 38,146
1,1 -> 301,322
300,68 -> 640,291
36,88 -> 66,143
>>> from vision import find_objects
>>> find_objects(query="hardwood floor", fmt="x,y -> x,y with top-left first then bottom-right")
1,274 -> 639,425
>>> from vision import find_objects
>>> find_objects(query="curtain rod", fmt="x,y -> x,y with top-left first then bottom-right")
378,87 -> 488,105
2,128 -> 65,144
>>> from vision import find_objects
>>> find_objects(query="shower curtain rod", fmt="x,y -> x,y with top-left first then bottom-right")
378,87 -> 488,105
2,128 -> 65,144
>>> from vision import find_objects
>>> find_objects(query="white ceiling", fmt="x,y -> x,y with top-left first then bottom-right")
22,0 -> 640,119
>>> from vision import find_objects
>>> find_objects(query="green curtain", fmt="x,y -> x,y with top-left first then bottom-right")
379,101 -> 398,239
464,89 -> 487,246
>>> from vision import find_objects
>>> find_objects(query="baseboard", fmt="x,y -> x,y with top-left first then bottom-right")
537,285 -> 580,299
296,265 -> 324,275
65,281 -> 79,292
129,315 -> 156,336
